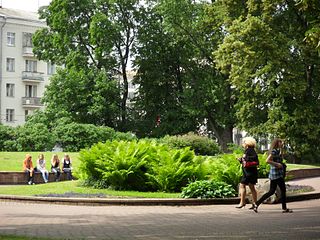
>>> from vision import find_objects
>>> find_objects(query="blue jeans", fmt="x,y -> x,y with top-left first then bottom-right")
51,167 -> 60,181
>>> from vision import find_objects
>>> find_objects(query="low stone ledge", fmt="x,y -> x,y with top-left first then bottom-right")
0,171 -> 71,185
0,195 -> 240,206
287,168 -> 320,179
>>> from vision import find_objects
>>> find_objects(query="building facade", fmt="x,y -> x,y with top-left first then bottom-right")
0,7 -> 54,126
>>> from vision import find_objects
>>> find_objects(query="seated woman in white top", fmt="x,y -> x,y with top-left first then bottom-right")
37,153 -> 49,183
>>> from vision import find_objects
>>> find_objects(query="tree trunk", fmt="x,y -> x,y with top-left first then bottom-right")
207,116 -> 233,152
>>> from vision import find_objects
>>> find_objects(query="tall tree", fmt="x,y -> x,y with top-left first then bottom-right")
33,0 -> 141,129
215,0 -> 320,161
132,0 -> 235,150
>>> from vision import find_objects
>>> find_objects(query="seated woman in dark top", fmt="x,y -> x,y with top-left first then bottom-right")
51,154 -> 61,181
62,154 -> 73,180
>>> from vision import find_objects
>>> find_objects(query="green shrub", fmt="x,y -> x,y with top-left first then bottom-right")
79,139 -> 205,192
0,124 -> 46,151
204,154 -> 242,190
15,123 -> 55,151
54,123 -> 115,152
0,125 -> 15,151
79,140 -> 156,191
161,132 -> 221,156
181,180 -> 236,199
204,153 -> 270,191
54,122 -> 137,152
146,146 -> 206,192
257,153 -> 270,178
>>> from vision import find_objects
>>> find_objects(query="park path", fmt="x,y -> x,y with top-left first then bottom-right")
0,198 -> 320,239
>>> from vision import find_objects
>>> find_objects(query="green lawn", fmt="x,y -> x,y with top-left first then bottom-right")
0,180 -> 180,198
287,163 -> 320,170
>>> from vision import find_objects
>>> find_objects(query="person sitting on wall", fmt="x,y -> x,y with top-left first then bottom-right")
62,154 -> 73,180
51,154 -> 61,181
23,154 -> 34,185
37,153 -> 49,183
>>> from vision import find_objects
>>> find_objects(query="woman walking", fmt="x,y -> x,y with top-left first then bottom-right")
236,137 -> 259,209
253,138 -> 292,213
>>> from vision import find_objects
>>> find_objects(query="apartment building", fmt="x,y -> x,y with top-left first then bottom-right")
0,7 -> 54,126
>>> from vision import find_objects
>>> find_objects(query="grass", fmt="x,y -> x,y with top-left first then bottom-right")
287,163 -> 320,170
0,180 -> 180,198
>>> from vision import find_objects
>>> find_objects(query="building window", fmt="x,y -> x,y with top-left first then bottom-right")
6,58 -> 15,72
6,109 -> 14,122
25,110 -> 30,121
23,32 -> 33,47
47,62 -> 56,75
7,32 -> 15,46
25,85 -> 37,97
6,84 -> 15,97
25,60 -> 37,72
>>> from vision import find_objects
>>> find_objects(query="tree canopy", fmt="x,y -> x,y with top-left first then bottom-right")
32,0 -> 320,161
214,0 -> 320,161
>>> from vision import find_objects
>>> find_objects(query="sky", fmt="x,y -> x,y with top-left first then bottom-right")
1,0 -> 52,12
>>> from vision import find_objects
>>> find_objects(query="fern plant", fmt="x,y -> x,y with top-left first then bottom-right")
146,146 -> 206,192
79,139 -> 206,192
79,140 -> 154,191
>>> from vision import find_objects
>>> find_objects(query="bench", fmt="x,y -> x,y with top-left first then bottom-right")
0,171 -> 72,185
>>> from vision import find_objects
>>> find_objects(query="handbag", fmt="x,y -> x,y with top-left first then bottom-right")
243,160 -> 259,168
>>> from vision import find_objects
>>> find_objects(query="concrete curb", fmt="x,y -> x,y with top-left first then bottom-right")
0,195 -> 240,206
286,192 -> 320,203
0,191 -> 319,206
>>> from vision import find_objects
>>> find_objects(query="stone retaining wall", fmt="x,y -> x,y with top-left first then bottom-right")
0,171 -> 71,185
287,168 -> 320,179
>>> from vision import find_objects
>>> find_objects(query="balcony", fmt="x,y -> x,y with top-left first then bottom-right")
22,71 -> 44,82
22,46 -> 34,57
22,97 -> 43,108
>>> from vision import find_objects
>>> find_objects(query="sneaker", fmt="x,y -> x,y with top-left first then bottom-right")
28,181 -> 32,185
282,209 -> 293,213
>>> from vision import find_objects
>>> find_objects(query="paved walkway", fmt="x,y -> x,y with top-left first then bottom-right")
0,177 -> 320,239
0,199 -> 319,239
288,177 -> 320,192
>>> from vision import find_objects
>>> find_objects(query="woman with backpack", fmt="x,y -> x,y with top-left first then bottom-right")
253,138 -> 293,213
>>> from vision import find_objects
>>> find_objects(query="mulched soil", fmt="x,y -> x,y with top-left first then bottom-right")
35,184 -> 315,199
